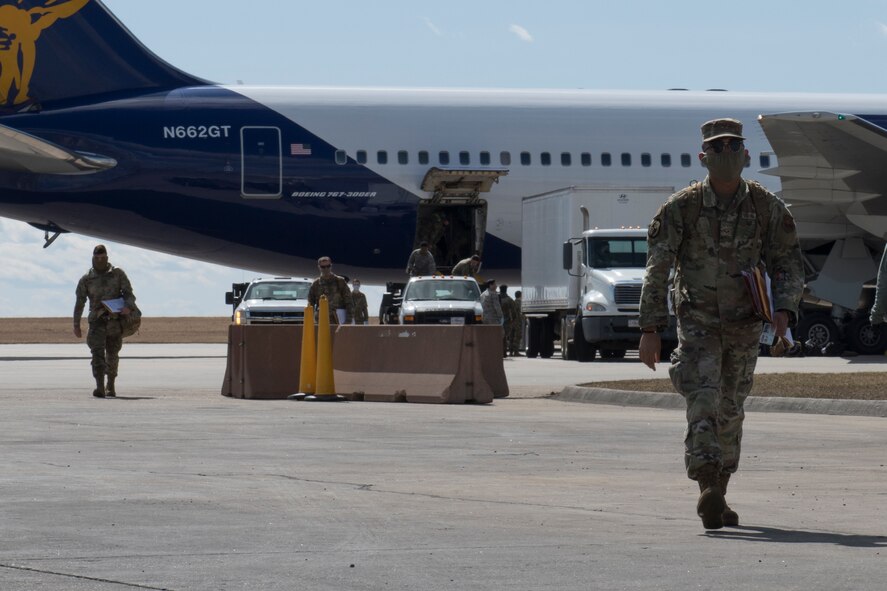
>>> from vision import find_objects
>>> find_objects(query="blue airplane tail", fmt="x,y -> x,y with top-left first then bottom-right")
0,0 -> 206,113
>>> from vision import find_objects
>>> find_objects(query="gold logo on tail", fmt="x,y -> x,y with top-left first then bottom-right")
0,0 -> 90,107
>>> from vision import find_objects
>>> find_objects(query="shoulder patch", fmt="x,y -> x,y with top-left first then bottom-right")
648,217 -> 661,239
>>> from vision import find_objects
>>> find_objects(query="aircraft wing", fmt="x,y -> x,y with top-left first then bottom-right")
0,123 -> 116,174
757,112 -> 887,240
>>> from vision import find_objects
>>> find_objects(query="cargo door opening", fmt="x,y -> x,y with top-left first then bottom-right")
417,167 -> 507,273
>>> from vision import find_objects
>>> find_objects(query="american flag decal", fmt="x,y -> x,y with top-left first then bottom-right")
290,143 -> 312,156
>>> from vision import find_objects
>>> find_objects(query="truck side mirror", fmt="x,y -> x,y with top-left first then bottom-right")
225,292 -> 234,305
562,241 -> 573,270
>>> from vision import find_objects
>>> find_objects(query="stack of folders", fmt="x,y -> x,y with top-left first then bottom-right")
741,266 -> 773,324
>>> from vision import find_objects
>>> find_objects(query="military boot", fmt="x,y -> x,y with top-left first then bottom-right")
106,375 -> 116,398
696,465 -> 726,530
719,472 -> 739,527
93,374 -> 105,398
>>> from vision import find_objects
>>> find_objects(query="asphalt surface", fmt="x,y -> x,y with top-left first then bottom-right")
1,344 -> 886,590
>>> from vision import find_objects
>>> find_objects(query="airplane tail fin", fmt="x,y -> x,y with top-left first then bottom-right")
0,0 -> 207,113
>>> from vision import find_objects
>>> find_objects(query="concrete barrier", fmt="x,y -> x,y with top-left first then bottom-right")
221,324 -> 508,403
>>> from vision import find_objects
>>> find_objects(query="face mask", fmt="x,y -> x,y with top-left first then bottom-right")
702,150 -> 746,181
92,255 -> 109,272
353,285 -> 360,292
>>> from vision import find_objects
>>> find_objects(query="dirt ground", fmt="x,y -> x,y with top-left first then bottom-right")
0,317 -> 232,344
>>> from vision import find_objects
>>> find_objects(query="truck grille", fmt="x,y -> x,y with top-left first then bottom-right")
414,311 -> 477,325
247,311 -> 305,324
614,284 -> 642,306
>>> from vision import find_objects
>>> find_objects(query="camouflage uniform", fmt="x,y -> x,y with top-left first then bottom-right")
870,244 -> 887,324
308,275 -> 354,324
511,295 -> 524,353
352,289 -> 369,324
499,292 -> 517,355
74,265 -> 136,381
639,177 -> 804,480
406,248 -> 437,276
480,286 -> 503,325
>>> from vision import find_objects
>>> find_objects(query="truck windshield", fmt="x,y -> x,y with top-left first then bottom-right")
245,281 -> 311,300
587,238 -> 648,268
405,279 -> 481,302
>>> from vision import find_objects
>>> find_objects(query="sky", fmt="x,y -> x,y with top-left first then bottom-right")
5,0 -> 887,317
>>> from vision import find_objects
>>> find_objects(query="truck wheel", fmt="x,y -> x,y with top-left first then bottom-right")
796,313 -> 838,349
540,317 -> 555,358
560,318 -> 575,360
526,317 -> 542,358
572,321 -> 596,362
846,316 -> 887,355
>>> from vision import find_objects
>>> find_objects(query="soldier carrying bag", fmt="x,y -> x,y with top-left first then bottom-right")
120,303 -> 142,338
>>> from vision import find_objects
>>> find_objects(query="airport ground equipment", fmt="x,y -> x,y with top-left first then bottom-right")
521,186 -> 678,361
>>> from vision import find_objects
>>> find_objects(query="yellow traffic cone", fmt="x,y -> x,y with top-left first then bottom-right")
288,304 -> 316,400
308,296 -> 343,401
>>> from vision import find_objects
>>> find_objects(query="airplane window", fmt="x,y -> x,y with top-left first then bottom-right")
500,151 -> 511,166
418,151 -> 429,165
520,151 -> 531,166
460,151 -> 470,165
335,150 -> 347,165
601,153 -> 612,167
621,153 -> 631,166
356,150 -> 367,164
377,150 -> 388,165
439,151 -> 450,165
480,151 -> 491,165
641,153 -> 651,167
541,152 -> 551,166
398,150 -> 408,165
581,153 -> 591,166
680,153 -> 691,167
661,153 -> 671,167
561,152 -> 571,166
760,154 -> 771,168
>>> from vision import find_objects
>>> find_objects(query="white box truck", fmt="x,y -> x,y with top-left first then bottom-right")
521,186 -> 678,361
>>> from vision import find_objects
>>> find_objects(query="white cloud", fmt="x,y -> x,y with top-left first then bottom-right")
422,17 -> 443,37
878,21 -> 887,36
509,24 -> 534,43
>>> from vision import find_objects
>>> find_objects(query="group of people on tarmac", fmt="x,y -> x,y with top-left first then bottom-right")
74,115 -> 859,536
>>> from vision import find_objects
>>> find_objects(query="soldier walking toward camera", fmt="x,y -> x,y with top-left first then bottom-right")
639,118 -> 804,530
73,244 -> 137,398
308,256 -> 354,324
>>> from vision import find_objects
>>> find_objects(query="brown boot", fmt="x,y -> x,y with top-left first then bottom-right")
696,466 -> 726,530
719,472 -> 739,527
93,375 -> 105,398
106,375 -> 116,398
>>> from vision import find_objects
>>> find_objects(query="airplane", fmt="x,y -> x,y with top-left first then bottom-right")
1,0 -> 886,330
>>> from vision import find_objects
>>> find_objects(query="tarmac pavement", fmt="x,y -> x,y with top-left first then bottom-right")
0,344 -> 885,590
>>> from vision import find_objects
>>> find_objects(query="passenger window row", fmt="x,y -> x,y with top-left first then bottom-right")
338,149 -> 773,169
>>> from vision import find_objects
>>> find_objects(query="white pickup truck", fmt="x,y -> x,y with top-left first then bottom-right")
226,277 -> 313,325
398,276 -> 484,325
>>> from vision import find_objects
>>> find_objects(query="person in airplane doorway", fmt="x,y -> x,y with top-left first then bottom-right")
869,245 -> 887,326
308,256 -> 353,325
406,241 -> 437,276
351,278 -> 369,325
638,118 -> 805,530
73,244 -> 137,398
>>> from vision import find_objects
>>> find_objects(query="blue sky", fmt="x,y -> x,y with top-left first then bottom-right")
5,0 -> 887,317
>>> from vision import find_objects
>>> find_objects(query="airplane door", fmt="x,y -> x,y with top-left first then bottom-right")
240,126 -> 282,198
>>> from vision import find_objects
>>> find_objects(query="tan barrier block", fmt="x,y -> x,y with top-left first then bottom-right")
221,325 -> 301,399
333,326 -> 507,403
222,325 -> 508,402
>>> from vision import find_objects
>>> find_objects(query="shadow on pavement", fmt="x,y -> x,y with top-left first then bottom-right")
709,525 -> 887,547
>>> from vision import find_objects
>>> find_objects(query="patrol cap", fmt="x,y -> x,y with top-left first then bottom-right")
701,118 -> 745,142
93,244 -> 107,255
